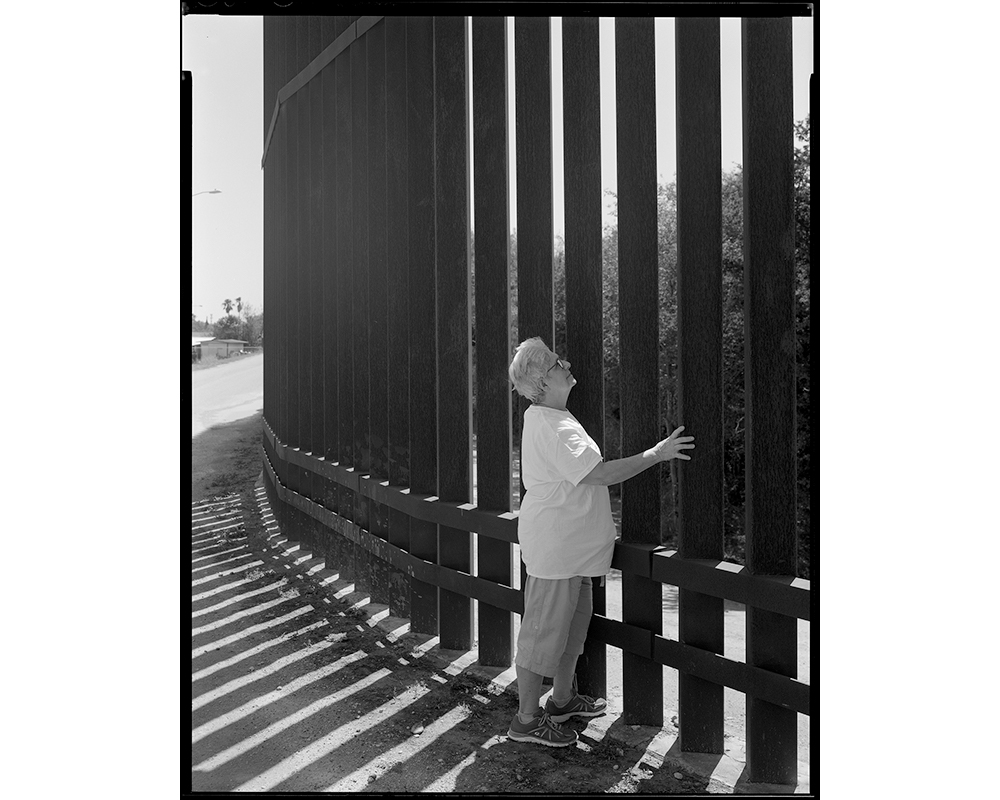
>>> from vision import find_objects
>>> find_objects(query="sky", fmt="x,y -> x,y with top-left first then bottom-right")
183,13 -> 812,324
184,15 -> 265,324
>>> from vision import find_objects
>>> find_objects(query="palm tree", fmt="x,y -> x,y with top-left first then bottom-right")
236,297 -> 243,317
222,298 -> 234,315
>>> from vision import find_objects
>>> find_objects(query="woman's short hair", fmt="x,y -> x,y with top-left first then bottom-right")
508,337 -> 554,402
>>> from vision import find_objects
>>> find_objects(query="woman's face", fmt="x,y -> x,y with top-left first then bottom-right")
544,354 -> 576,392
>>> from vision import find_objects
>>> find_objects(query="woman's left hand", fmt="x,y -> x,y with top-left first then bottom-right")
647,426 -> 695,461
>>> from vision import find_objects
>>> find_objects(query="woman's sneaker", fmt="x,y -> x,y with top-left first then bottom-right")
543,692 -> 608,723
507,710 -> 578,748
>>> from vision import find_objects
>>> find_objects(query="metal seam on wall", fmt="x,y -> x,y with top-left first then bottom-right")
261,15 -> 385,169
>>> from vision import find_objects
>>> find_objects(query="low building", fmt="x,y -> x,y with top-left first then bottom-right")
199,338 -> 247,360
191,335 -> 215,362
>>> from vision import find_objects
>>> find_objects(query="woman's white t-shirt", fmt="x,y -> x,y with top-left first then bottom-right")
517,404 -> 617,579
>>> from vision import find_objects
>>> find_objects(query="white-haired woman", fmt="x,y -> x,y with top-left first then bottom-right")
506,336 -> 694,747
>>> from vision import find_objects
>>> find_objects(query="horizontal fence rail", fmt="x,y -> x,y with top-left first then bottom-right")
261,417 -> 809,616
261,416 -> 810,720
263,13 -> 810,785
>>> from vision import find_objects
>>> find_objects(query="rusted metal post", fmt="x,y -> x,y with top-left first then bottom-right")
562,15 -> 606,700
282,18 -> 306,547
407,15 -> 440,636
472,15 -> 514,668
675,16 -> 726,754
320,28 -> 339,519
300,18 -> 324,557
284,15 -> 301,505
274,16 -> 288,478
351,28 -> 372,594
616,16 -> 662,728
299,18 -> 315,525
434,15 -> 474,651
268,19 -> 281,487
385,15 -> 411,620
335,32 -> 355,580
367,19 -> 390,606
308,17 -> 324,500
514,14 -> 554,614
514,16 -> 553,348
742,17 -> 798,786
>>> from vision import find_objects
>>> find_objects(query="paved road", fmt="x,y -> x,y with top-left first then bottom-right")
193,353 -> 264,438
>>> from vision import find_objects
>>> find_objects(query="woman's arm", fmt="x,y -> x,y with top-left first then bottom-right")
578,426 -> 694,487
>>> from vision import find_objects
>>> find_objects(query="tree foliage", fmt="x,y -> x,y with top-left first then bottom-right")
211,300 -> 264,348
597,116 -> 811,576
212,314 -> 243,340
192,313 -> 213,334
492,117 -> 809,575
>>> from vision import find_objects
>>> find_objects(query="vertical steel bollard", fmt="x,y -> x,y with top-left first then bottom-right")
562,16 -> 607,701
366,20 -> 391,607
335,35 -> 356,583
616,17 -> 663,728
385,16 -> 412,621
472,15 -> 514,669
675,16 -> 726,754
742,17 -> 798,786
435,16 -> 474,652
406,16 -> 440,636
351,29 -> 372,596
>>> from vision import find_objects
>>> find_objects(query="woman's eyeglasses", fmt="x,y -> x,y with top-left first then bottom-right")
547,358 -> 569,373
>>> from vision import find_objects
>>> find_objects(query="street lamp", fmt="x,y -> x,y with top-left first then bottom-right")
192,189 -> 222,197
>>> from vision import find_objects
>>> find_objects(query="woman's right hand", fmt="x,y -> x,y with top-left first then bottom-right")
646,426 -> 695,462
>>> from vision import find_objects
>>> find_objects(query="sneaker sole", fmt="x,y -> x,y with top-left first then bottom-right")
506,728 -> 577,748
547,707 -> 607,724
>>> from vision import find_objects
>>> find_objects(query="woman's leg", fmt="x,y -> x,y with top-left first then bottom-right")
516,665 -> 545,722
550,651 -> 580,705
514,575 -> 559,722
551,576 -> 593,703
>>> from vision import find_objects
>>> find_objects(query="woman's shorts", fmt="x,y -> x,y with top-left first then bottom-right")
515,575 -> 594,677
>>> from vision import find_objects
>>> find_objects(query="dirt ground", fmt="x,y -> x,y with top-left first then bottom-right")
191,409 -> 266,504
191,412 -> 806,794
